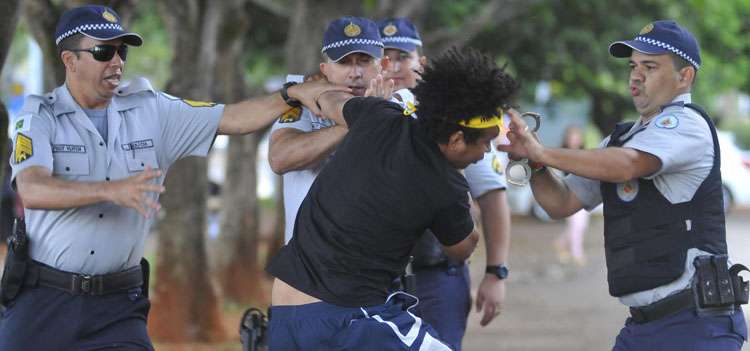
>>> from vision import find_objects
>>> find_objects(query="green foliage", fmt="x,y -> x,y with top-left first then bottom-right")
723,119 -> 750,149
123,1 -> 172,89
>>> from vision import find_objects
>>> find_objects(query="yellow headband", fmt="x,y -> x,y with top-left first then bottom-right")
456,108 -> 505,129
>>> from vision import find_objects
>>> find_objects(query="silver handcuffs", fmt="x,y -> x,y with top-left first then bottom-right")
505,112 -> 542,187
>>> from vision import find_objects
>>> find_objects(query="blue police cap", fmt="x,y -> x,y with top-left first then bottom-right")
377,18 -> 422,52
322,16 -> 383,62
55,5 -> 143,46
609,20 -> 700,69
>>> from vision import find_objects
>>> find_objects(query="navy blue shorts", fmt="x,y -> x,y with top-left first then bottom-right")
0,286 -> 153,350
412,263 -> 471,351
613,306 -> 747,351
268,292 -> 453,350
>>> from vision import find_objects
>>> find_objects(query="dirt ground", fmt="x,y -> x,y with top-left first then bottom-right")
461,210 -> 750,351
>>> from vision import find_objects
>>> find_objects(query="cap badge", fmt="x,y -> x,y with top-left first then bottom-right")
383,24 -> 398,36
344,22 -> 361,37
102,10 -> 118,23
639,23 -> 654,35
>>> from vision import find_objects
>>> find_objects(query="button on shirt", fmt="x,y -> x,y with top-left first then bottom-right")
563,93 -> 715,306
9,78 -> 224,275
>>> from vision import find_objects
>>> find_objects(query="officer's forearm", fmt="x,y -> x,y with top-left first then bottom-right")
476,189 -> 510,266
538,147 -> 660,183
529,169 -> 582,219
219,93 -> 291,135
16,166 -> 110,210
443,231 -> 479,262
268,126 -> 348,174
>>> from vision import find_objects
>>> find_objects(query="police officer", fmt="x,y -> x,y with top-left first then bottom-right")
269,16 -> 391,243
0,5 -> 345,350
378,18 -> 511,350
498,20 -> 748,350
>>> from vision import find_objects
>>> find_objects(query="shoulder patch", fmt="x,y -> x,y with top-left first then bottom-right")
14,133 -> 33,164
182,99 -> 217,108
492,154 -> 504,175
278,107 -> 303,123
160,92 -> 216,107
654,115 -> 679,129
13,115 -> 32,134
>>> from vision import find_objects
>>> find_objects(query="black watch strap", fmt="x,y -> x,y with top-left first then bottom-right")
486,265 -> 509,280
281,82 -> 302,108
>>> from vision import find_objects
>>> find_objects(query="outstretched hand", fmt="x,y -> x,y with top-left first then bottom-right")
496,109 -> 545,162
107,166 -> 165,218
365,74 -> 395,99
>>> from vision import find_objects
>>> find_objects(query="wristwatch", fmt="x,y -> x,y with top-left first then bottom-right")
280,82 -> 302,108
486,265 -> 509,280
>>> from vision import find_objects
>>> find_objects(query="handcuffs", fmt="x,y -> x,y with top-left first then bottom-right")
505,112 -> 542,187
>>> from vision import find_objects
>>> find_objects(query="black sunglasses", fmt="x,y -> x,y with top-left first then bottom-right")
69,44 -> 128,62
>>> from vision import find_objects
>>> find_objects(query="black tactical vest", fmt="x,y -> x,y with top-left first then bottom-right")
601,103 -> 727,297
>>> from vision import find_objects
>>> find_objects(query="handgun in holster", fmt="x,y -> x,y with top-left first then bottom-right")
692,254 -> 749,316
240,307 -> 269,351
1,217 -> 29,307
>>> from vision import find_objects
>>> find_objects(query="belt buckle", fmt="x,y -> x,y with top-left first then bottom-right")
72,274 -> 92,295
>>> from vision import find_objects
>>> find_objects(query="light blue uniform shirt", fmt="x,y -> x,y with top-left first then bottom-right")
9,78 -> 224,275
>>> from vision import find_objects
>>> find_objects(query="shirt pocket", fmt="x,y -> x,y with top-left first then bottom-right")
52,153 -> 90,176
125,149 -> 159,172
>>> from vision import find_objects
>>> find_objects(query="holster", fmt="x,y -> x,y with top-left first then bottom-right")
0,218 -> 29,307
692,255 -> 749,316
140,258 -> 150,298
240,307 -> 268,351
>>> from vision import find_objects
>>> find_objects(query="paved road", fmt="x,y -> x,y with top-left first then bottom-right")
463,210 -> 750,351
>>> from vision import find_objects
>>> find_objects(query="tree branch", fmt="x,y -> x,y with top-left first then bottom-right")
249,0 -> 291,18
426,0 -> 539,53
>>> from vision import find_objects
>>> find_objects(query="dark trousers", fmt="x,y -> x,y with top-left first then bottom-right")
613,306 -> 747,350
0,285 -> 153,350
268,292 -> 451,350
412,264 -> 471,351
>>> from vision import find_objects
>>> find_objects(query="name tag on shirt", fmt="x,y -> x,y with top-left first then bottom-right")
122,139 -> 155,151
52,144 -> 86,153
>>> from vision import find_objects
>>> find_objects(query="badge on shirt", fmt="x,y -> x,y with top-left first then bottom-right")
492,154 -> 504,176
161,92 -> 217,108
14,133 -> 33,164
617,179 -> 639,202
182,99 -> 217,108
13,115 -> 31,134
278,107 -> 302,123
654,115 -> 679,129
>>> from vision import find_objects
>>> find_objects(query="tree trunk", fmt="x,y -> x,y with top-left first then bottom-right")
210,0 -> 270,305
148,0 -> 224,342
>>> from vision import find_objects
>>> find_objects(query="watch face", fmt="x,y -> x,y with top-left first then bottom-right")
497,266 -> 508,279
487,265 -> 508,279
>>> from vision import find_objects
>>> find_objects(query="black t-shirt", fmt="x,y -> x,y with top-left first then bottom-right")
266,97 -> 473,307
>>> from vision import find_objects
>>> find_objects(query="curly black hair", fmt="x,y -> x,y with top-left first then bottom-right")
412,47 -> 519,144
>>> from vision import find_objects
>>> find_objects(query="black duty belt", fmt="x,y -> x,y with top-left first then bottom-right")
629,289 -> 695,324
23,260 -> 143,296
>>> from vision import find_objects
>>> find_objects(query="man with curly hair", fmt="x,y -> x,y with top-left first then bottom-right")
265,47 -> 519,350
